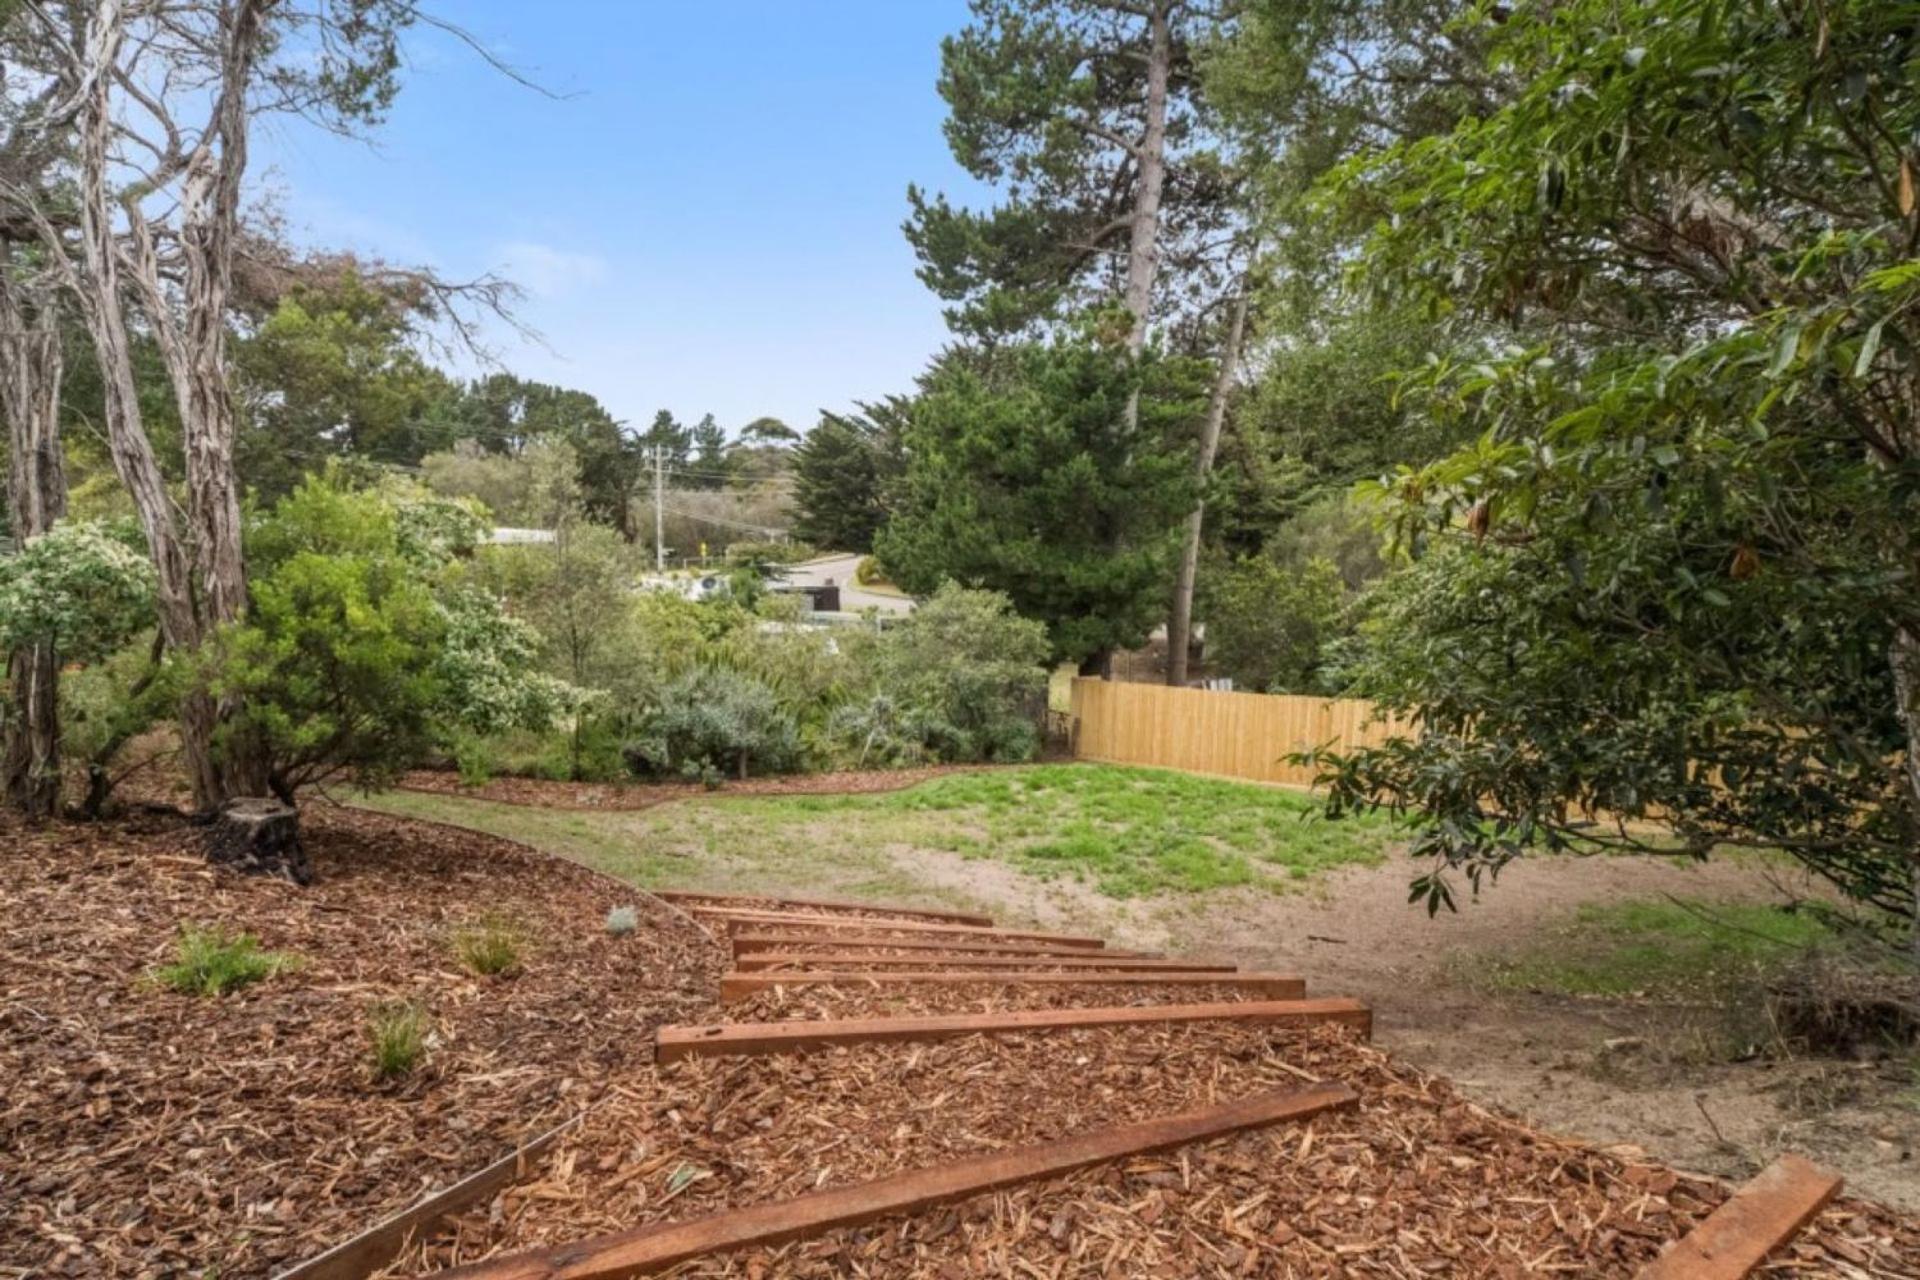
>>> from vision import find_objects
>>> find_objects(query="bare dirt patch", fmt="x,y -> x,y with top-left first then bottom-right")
0,803 -> 723,1278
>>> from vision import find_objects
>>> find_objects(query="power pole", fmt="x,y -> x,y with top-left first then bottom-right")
653,443 -> 666,571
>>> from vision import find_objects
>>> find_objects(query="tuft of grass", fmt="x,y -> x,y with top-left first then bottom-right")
153,925 -> 293,996
605,905 -> 639,936
451,914 -> 524,976
367,1001 -> 428,1079
1475,898 -> 1839,999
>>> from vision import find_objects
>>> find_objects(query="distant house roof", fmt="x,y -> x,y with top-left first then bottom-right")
487,527 -> 557,545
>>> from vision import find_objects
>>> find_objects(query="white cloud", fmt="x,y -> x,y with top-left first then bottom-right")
494,240 -> 608,298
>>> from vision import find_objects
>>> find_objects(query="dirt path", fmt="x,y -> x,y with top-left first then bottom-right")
888,848 -> 1920,1212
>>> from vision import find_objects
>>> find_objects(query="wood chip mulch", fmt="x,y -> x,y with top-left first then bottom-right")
0,804 -> 725,1279
395,764 -> 986,812
727,980 -> 1275,1022
380,1021 -> 1368,1273
665,1030 -> 1920,1279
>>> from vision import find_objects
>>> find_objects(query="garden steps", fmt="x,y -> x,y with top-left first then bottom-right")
372,892 -> 1878,1278
422,1084 -> 1360,1280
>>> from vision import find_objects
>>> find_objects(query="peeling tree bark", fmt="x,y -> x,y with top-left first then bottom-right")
116,0 -> 272,801
62,0 -> 228,810
0,272 -> 69,818
1166,284 -> 1251,687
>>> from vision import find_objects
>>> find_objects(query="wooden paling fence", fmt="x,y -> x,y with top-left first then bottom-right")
1068,677 -> 1405,788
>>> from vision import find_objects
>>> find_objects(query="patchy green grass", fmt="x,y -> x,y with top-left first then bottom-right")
360,763 -> 1401,902
1473,898 -> 1840,998
152,925 -> 294,996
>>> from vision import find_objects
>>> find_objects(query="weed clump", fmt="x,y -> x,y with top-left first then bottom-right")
452,915 -> 524,976
367,1001 -> 429,1079
153,925 -> 293,996
605,905 -> 639,936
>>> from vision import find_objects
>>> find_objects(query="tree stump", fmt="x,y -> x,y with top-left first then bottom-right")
206,797 -> 311,885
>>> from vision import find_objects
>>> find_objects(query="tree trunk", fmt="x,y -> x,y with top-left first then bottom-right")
65,0 -> 225,810
1890,622 -> 1920,959
0,282 -> 68,818
1123,1 -> 1173,359
1166,285 -> 1252,687
123,1 -> 271,802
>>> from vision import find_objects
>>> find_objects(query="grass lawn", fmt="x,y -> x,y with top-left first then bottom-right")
1472,898 -> 1844,998
359,763 -> 1402,902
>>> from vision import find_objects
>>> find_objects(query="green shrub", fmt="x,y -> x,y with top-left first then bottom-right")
605,905 -> 639,936
1197,552 -> 1351,694
216,473 -> 577,802
451,915 -> 524,976
842,583 -> 1049,764
626,666 -> 801,780
153,926 -> 293,996
367,1001 -> 428,1079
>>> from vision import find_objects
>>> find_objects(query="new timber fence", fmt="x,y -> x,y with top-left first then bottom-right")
1067,677 -> 1405,788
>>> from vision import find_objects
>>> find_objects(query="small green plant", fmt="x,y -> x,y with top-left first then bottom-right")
153,925 -> 292,996
452,914 -> 524,976
605,905 -> 638,936
367,1001 -> 428,1079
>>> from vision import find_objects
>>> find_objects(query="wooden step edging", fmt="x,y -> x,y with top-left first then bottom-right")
690,907 -> 1105,948
431,1083 -> 1359,1280
652,889 -> 993,927
1637,1154 -> 1843,1280
732,931 -> 1159,959
657,997 -> 1372,1063
732,951 -> 1236,974
718,970 -> 1304,1003
271,1110 -> 586,1280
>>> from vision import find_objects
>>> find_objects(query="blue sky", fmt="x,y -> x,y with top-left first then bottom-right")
253,1 -> 982,437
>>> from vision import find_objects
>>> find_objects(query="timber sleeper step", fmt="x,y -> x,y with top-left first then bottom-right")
732,931 -> 1161,959
656,997 -> 1372,1063
652,889 -> 992,927
691,907 -> 1105,948
718,969 -> 1304,1003
1637,1154 -> 1843,1280
732,951 -> 1235,974
431,1083 -> 1358,1280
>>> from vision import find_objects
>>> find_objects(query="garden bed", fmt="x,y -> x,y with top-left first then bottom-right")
394,764 -> 988,812
0,803 -> 724,1278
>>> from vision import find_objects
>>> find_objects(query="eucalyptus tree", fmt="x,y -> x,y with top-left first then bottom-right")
0,0 -> 418,810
